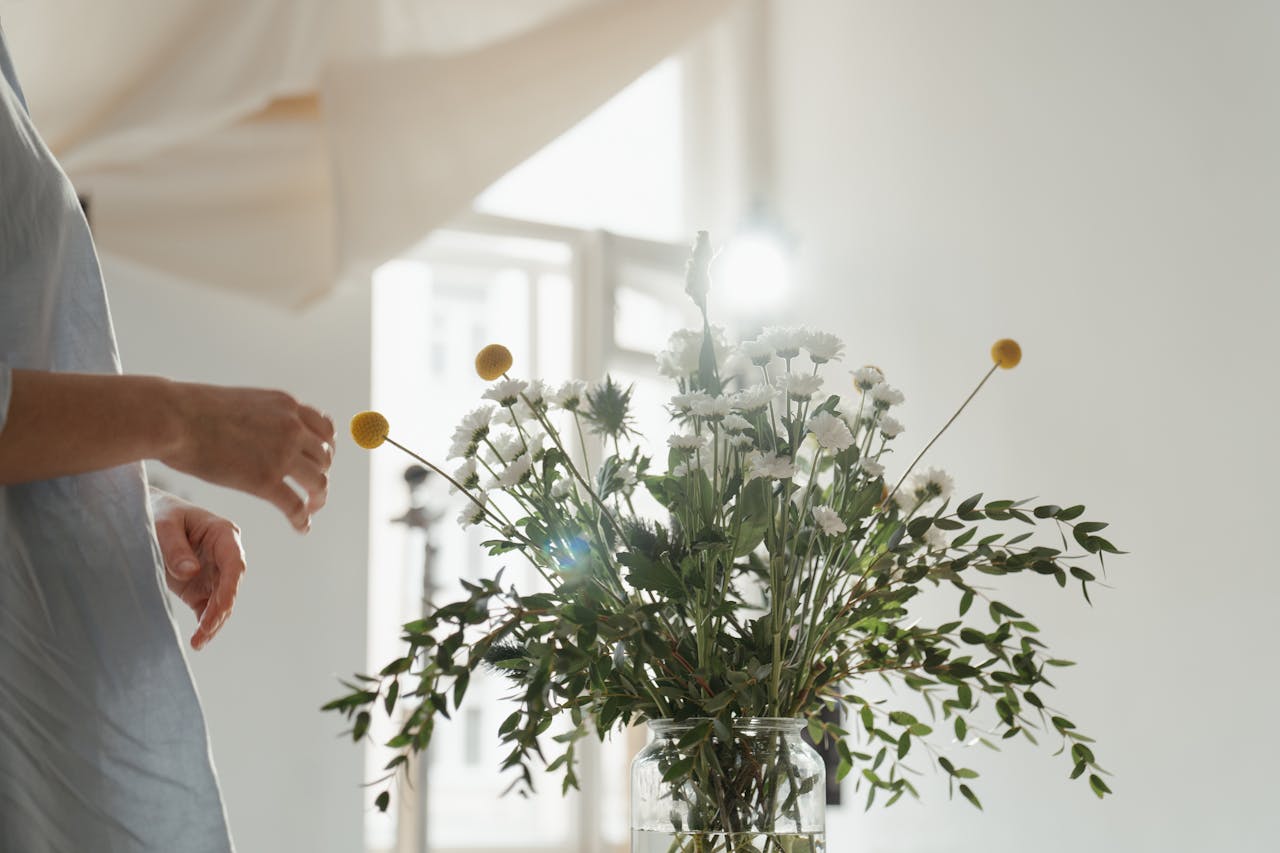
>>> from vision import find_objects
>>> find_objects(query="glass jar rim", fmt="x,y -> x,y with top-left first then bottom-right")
647,717 -> 805,734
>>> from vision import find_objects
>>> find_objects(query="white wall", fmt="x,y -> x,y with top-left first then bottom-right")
771,2 -> 1279,851
103,259 -> 371,853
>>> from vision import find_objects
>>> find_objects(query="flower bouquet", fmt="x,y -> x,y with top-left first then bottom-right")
326,233 -> 1117,851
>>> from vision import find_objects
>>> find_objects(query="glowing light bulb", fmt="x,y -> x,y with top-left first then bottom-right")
715,231 -> 790,313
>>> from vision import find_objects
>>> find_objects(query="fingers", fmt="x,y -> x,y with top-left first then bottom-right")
191,530 -> 247,651
264,479 -> 311,532
153,502 -> 201,580
298,405 -> 336,445
288,453 -> 329,513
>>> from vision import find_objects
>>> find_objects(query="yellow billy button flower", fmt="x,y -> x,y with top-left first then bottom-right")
475,344 -> 513,381
350,411 -> 390,449
991,338 -> 1022,369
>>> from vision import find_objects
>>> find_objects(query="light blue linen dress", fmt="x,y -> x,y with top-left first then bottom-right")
0,27 -> 234,852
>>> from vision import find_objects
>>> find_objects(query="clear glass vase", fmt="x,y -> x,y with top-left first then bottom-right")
631,718 -> 826,853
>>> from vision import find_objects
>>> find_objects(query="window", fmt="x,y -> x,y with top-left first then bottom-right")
367,59 -> 692,853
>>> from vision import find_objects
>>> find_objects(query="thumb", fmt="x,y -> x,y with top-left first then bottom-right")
155,515 -> 201,579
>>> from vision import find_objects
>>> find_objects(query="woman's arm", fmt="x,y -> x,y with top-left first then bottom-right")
0,369 -> 334,530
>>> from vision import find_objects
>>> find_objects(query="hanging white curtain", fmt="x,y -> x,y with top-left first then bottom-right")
2,0 -> 736,306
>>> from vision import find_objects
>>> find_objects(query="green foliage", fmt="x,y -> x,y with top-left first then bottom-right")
324,247 -> 1120,816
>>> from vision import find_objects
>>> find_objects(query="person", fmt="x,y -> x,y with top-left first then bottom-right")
0,24 -> 334,852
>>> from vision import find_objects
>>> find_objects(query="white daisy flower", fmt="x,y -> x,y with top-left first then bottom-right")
777,373 -> 824,402
812,505 -> 848,536
727,433 -> 755,450
450,458 -> 480,493
667,433 -> 708,453
671,461 -> 691,478
656,327 -> 729,378
923,525 -> 948,552
457,492 -> 488,529
550,478 -> 574,499
522,379 -> 548,407
732,385 -> 776,413
870,382 -> 905,409
448,406 -> 495,459
738,339 -> 775,367
763,326 -> 807,360
859,458 -> 885,478
802,330 -> 845,364
486,431 -> 525,464
878,415 -> 904,439
483,378 -> 529,408
909,467 -> 954,502
722,413 -> 753,434
670,390 -> 711,414
615,463 -> 638,490
691,396 -> 732,421
493,453 -> 534,489
523,429 -> 548,461
808,411 -> 854,452
745,450 -> 796,482
852,366 -> 885,392
549,380 -> 587,411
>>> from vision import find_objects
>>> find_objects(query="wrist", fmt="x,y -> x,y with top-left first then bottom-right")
150,376 -> 192,465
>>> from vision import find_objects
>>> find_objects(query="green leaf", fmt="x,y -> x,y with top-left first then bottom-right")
959,784 -> 983,810
1089,774 -> 1113,798
375,791 -> 391,812
383,680 -> 400,716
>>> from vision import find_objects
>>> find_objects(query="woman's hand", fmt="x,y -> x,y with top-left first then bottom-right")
151,489 -> 247,651
161,384 -> 336,532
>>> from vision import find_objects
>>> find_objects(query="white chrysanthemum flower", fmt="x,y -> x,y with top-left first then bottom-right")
733,385 -> 776,413
852,366 -> 885,392
457,492 -> 488,529
486,431 -> 525,463
894,488 -> 918,513
450,458 -> 480,493
777,373 -> 824,402
671,461 -> 690,478
551,478 -> 574,499
909,467 -> 954,502
923,525 -> 948,552
491,399 -> 538,426
691,396 -> 732,421
803,330 -> 845,364
493,453 -> 534,489
483,378 -> 529,407
722,413 -> 753,434
448,406 -> 495,459
763,326 -> 807,360
739,339 -> 775,367
812,505 -> 848,536
727,433 -> 755,450
859,458 -> 885,478
870,382 -> 905,410
522,379 -> 548,407
745,450 -> 796,482
670,390 -> 711,414
523,429 -> 548,461
616,463 -> 638,490
878,415 -> 904,439
808,411 -> 854,452
656,327 -> 729,378
549,380 -> 587,411
668,433 -> 708,453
